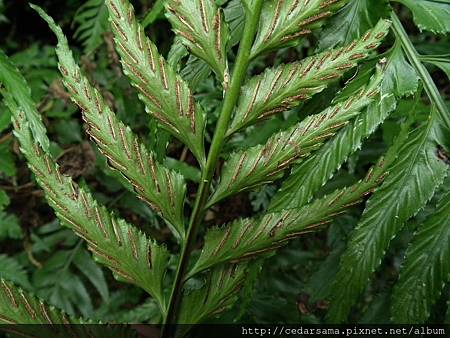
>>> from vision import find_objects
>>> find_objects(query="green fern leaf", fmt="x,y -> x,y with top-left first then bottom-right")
268,90 -> 396,212
224,0 -> 245,48
250,0 -> 348,58
228,19 -> 391,135
327,114 -> 449,323
192,157 -> 388,275
8,102 -> 169,310
210,67 -> 384,206
34,5 -> 187,240
0,255 -> 30,290
0,50 -> 49,151
178,264 -> 247,324
382,42 -> 419,97
0,280 -> 135,337
165,0 -> 230,86
395,0 -> 450,34
317,0 -> 390,50
73,0 -> 109,54
105,0 -> 206,165
0,279 -> 81,324
391,190 -> 450,323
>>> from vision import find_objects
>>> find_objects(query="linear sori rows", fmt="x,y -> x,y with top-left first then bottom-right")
1,0 -> 449,336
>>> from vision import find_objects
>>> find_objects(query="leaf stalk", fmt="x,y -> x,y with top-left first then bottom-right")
161,0 -> 264,334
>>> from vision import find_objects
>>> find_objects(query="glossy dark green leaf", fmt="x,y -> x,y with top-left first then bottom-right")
395,0 -> 450,34
224,0 -> 245,47
269,91 -> 396,211
317,0 -> 390,51
328,114 -> 449,323
391,190 -> 450,323
382,42 -> 419,97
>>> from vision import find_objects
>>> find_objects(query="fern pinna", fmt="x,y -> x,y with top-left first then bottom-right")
0,0 -> 449,335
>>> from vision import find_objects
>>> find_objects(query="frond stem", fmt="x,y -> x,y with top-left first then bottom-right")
391,11 -> 450,129
161,0 -> 264,334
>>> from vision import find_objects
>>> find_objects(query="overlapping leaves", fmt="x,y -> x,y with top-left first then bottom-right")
192,155 -> 389,276
251,0 -> 348,58
328,114 -> 449,322
1,50 -> 169,311
0,280 -> 133,336
165,0 -> 230,85
211,66 -> 385,205
11,108 -> 169,310
382,42 -> 419,98
318,0 -> 390,50
391,189 -> 450,323
228,19 -> 391,134
1,0 -> 448,329
178,264 -> 247,324
0,279 -> 81,324
34,5 -> 187,240
269,90 -> 396,211
105,0 -> 206,165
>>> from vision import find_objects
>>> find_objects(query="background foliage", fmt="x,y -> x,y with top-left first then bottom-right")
0,0 -> 449,328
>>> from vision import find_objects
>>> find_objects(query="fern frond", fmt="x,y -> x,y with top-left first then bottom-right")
191,157 -> 388,275
178,264 -> 247,324
327,114 -> 449,323
382,42 -> 419,97
396,0 -> 450,34
0,50 -> 49,151
105,0 -> 206,165
9,105 -> 169,310
250,0 -> 348,58
165,0 -> 230,86
0,280 -> 134,336
0,279 -> 81,324
269,92 -> 396,211
34,5 -> 186,240
73,0 -> 109,54
210,67 -> 384,206
391,190 -> 450,323
228,19 -> 391,135
224,0 -> 245,48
